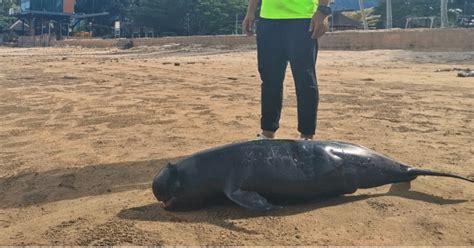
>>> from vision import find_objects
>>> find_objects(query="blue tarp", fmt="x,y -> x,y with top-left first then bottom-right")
332,0 -> 380,11
21,0 -> 64,13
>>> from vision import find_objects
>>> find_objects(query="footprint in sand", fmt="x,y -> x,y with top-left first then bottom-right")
2,141 -> 33,148
192,105 -> 209,111
57,174 -> 77,190
8,129 -> 29,137
65,133 -> 87,140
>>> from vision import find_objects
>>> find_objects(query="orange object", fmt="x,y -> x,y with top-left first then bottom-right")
63,0 -> 75,13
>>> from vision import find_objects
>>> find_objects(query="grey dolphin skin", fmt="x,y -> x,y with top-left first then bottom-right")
152,140 -> 473,211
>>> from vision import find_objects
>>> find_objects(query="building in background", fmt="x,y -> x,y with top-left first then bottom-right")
10,0 -> 76,46
19,0 -> 75,14
9,0 -> 108,46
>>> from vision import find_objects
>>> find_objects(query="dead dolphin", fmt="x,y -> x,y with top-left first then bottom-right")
152,140 -> 473,211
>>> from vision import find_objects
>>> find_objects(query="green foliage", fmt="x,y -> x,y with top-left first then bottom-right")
0,1 -> 17,31
75,0 -> 136,19
0,16 -> 14,31
130,0 -> 247,35
187,0 -> 247,35
374,0 -> 438,28
130,0 -> 191,34
373,0 -> 472,28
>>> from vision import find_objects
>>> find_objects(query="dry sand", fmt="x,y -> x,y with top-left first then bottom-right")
0,45 -> 473,245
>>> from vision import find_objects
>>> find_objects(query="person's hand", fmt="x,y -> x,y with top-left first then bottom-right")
309,11 -> 330,39
242,14 -> 256,36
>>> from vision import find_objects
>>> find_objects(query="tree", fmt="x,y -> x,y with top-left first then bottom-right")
187,0 -> 247,35
374,0 -> 471,28
75,0 -> 136,20
130,0 -> 247,36
130,0 -> 191,35
0,0 -> 17,31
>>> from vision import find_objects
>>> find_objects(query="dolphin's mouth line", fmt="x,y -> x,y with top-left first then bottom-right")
164,197 -> 175,207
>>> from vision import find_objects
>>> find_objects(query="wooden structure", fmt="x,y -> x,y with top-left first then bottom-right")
13,0 -> 76,45
330,12 -> 363,31
11,0 -> 108,46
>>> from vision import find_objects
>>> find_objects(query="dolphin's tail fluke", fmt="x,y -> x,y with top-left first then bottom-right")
408,168 -> 473,183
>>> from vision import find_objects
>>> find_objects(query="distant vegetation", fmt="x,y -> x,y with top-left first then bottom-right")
0,0 -> 16,31
1,0 -> 472,35
74,0 -> 247,36
373,0 -> 473,28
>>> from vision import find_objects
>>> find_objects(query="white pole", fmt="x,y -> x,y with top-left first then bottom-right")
235,13 -> 239,35
359,0 -> 369,30
386,0 -> 392,29
441,0 -> 448,28
330,0 -> 335,31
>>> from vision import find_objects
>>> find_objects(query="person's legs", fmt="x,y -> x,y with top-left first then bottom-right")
285,19 -> 319,139
257,19 -> 288,138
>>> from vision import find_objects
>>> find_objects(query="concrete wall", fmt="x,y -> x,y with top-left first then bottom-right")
52,28 -> 474,51
19,35 -> 53,47
319,28 -> 474,51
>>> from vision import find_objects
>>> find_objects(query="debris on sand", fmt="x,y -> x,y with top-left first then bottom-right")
434,68 -> 469,72
458,70 -> 474,78
63,75 -> 78,80
117,39 -> 134,50
434,68 -> 473,77
174,63 -> 181,66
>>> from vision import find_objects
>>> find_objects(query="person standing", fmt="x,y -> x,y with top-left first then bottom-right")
242,0 -> 332,140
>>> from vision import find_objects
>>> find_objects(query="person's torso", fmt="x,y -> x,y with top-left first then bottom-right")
260,0 -> 319,19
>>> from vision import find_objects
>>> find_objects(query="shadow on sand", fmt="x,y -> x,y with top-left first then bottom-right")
117,182 -> 468,234
1,157 -> 468,235
0,158 -> 181,208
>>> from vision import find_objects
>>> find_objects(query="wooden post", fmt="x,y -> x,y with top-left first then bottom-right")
41,19 -> 45,47
31,17 -> 36,47
48,21 -> 52,47
58,20 -> 63,40
21,19 -> 25,47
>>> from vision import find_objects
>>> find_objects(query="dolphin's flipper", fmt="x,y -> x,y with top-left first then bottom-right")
225,189 -> 282,211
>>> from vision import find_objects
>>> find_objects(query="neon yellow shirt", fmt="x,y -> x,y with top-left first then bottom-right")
260,0 -> 319,19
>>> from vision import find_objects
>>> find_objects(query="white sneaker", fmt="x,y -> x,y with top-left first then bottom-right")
300,135 -> 314,141
255,133 -> 272,140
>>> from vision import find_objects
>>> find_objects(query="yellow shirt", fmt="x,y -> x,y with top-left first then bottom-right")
260,0 -> 319,19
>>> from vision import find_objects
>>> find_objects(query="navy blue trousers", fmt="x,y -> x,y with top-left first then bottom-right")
257,18 -> 319,136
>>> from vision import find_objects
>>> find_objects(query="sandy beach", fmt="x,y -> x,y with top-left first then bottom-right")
0,45 -> 473,245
